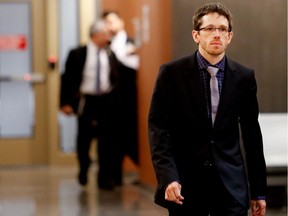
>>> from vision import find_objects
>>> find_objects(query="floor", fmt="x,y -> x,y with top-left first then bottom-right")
0,165 -> 286,216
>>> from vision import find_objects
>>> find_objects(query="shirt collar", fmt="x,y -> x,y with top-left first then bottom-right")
196,51 -> 226,71
88,41 -> 100,51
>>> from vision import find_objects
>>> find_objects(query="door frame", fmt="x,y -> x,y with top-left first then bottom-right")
47,0 -> 99,166
0,0 -> 102,166
0,0 -> 48,165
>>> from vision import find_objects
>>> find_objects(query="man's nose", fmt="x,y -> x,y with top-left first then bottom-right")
212,28 -> 221,36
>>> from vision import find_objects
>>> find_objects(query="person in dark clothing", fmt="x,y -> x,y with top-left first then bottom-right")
103,11 -> 140,184
60,20 -> 122,190
148,3 -> 266,216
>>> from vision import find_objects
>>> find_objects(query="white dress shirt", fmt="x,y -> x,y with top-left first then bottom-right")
110,30 -> 139,70
80,42 -> 111,95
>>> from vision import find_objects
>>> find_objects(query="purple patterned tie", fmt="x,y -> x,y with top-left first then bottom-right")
206,66 -> 219,126
96,50 -> 101,94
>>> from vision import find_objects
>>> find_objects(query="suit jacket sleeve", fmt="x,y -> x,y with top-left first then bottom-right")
60,47 -> 86,112
239,70 -> 267,199
148,64 -> 180,191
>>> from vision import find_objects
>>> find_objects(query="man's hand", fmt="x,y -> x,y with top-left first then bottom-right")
60,105 -> 74,115
251,200 -> 266,216
165,181 -> 184,205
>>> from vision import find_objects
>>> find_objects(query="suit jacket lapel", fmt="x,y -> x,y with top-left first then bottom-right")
214,58 -> 237,129
184,54 -> 209,122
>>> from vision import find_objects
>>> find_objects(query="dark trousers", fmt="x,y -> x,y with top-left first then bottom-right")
76,93 -> 122,186
168,163 -> 248,216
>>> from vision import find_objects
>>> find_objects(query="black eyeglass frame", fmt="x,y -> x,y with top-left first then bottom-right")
197,26 -> 231,34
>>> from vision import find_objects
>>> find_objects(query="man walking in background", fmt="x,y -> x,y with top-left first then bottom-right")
103,11 -> 140,185
60,20 -> 122,190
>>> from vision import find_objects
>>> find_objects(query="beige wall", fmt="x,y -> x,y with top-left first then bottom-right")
79,0 -> 97,45
171,0 -> 287,113
47,0 -> 99,165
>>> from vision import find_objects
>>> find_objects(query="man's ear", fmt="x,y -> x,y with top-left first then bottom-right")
192,30 -> 200,44
227,31 -> 233,44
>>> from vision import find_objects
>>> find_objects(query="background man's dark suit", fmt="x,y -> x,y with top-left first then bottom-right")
117,38 -> 139,165
102,11 -> 140,167
60,46 -> 119,112
148,53 -> 266,209
60,45 -> 122,187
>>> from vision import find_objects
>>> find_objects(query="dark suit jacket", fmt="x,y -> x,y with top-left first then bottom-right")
60,45 -> 139,163
148,53 -> 267,209
115,36 -> 139,164
60,45 -> 120,112
118,64 -> 139,164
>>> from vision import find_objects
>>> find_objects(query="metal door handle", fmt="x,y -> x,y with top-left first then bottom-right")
0,73 -> 45,83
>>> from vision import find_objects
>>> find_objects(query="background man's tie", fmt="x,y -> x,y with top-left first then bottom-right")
206,66 -> 220,126
96,50 -> 101,94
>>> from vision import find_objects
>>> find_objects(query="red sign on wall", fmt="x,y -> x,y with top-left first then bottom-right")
0,35 -> 27,51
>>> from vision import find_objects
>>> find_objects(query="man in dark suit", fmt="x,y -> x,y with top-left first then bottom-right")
60,20 -> 121,190
103,11 -> 140,183
148,3 -> 266,216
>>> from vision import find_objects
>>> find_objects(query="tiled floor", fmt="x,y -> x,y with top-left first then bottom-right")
0,165 -> 286,216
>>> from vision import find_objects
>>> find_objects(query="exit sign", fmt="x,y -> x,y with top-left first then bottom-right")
0,35 -> 27,51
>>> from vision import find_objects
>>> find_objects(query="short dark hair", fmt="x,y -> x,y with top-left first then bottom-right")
193,3 -> 233,32
102,10 -> 121,19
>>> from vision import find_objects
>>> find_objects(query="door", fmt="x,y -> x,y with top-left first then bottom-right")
0,0 -> 47,165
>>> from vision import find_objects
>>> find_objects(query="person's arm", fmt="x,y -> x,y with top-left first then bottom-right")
148,65 -> 183,204
239,70 -> 267,214
110,35 -> 140,70
117,41 -> 139,70
117,53 -> 139,70
60,48 -> 83,114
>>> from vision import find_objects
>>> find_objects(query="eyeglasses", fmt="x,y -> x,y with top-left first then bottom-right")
198,26 -> 230,34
